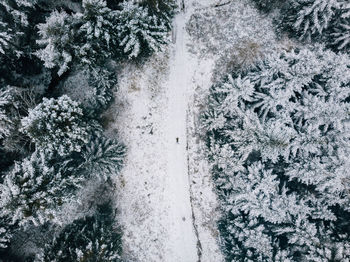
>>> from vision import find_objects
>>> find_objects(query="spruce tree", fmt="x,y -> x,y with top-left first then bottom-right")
278,0 -> 350,53
115,0 -> 168,59
0,150 -> 86,227
76,136 -> 126,181
36,10 -> 77,76
36,204 -> 122,262
77,0 -> 119,65
21,95 -> 89,156
203,45 -> 350,261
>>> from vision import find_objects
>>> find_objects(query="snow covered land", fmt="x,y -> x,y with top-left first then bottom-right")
112,1 -> 224,260
1,0 -> 350,261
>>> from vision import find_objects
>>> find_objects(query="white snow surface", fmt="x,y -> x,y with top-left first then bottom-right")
162,6 -> 198,262
109,1 -> 228,261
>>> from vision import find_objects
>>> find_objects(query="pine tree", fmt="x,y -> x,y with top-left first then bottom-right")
36,10 -> 77,76
21,95 -> 89,156
330,1 -> 350,51
0,87 -> 16,140
0,150 -> 86,227
115,0 -> 168,59
0,215 -> 12,250
141,0 -> 176,29
77,136 -> 126,181
203,45 -> 350,261
281,0 -> 340,42
36,204 -> 122,262
278,0 -> 350,52
77,0 -> 119,65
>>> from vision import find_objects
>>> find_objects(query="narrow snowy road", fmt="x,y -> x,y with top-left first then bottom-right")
114,0 -> 210,261
162,1 -> 199,261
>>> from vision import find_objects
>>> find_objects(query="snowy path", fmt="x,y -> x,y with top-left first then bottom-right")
112,1 -> 224,261
162,2 -> 199,261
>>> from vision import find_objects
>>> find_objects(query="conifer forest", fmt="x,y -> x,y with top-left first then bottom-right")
0,0 -> 349,261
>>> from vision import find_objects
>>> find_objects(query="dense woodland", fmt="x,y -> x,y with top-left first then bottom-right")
0,0 -> 174,261
203,0 -> 350,261
0,0 -> 350,261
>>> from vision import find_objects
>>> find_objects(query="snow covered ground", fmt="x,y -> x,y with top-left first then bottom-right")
108,0 -> 276,261
110,1 -> 203,259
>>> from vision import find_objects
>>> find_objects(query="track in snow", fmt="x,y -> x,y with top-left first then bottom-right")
162,1 -> 199,261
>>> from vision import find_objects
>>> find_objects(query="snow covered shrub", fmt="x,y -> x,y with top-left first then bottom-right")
115,0 -> 168,59
0,150 -> 86,227
36,204 -> 122,262
21,95 -> 89,156
203,46 -> 350,261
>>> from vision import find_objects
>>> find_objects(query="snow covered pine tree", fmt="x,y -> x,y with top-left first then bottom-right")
115,0 -> 168,58
203,45 -> 350,261
36,204 -> 122,262
280,0 -> 350,52
21,95 -> 89,156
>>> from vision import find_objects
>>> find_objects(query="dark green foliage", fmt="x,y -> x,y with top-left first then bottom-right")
141,0 -> 177,29
0,150 -> 87,227
251,0 -> 282,12
36,0 -> 174,73
277,0 -> 350,52
77,136 -> 126,181
0,215 -> 13,250
203,46 -> 350,261
36,204 -> 122,262
115,1 -> 169,59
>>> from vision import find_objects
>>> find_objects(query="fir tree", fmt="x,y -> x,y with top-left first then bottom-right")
115,0 -> 168,59
0,150 -> 86,227
21,95 -> 89,156
77,0 -> 119,65
36,10 -> 77,76
280,0 -> 340,42
36,204 -> 122,262
203,45 -> 350,261
77,136 -> 126,181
